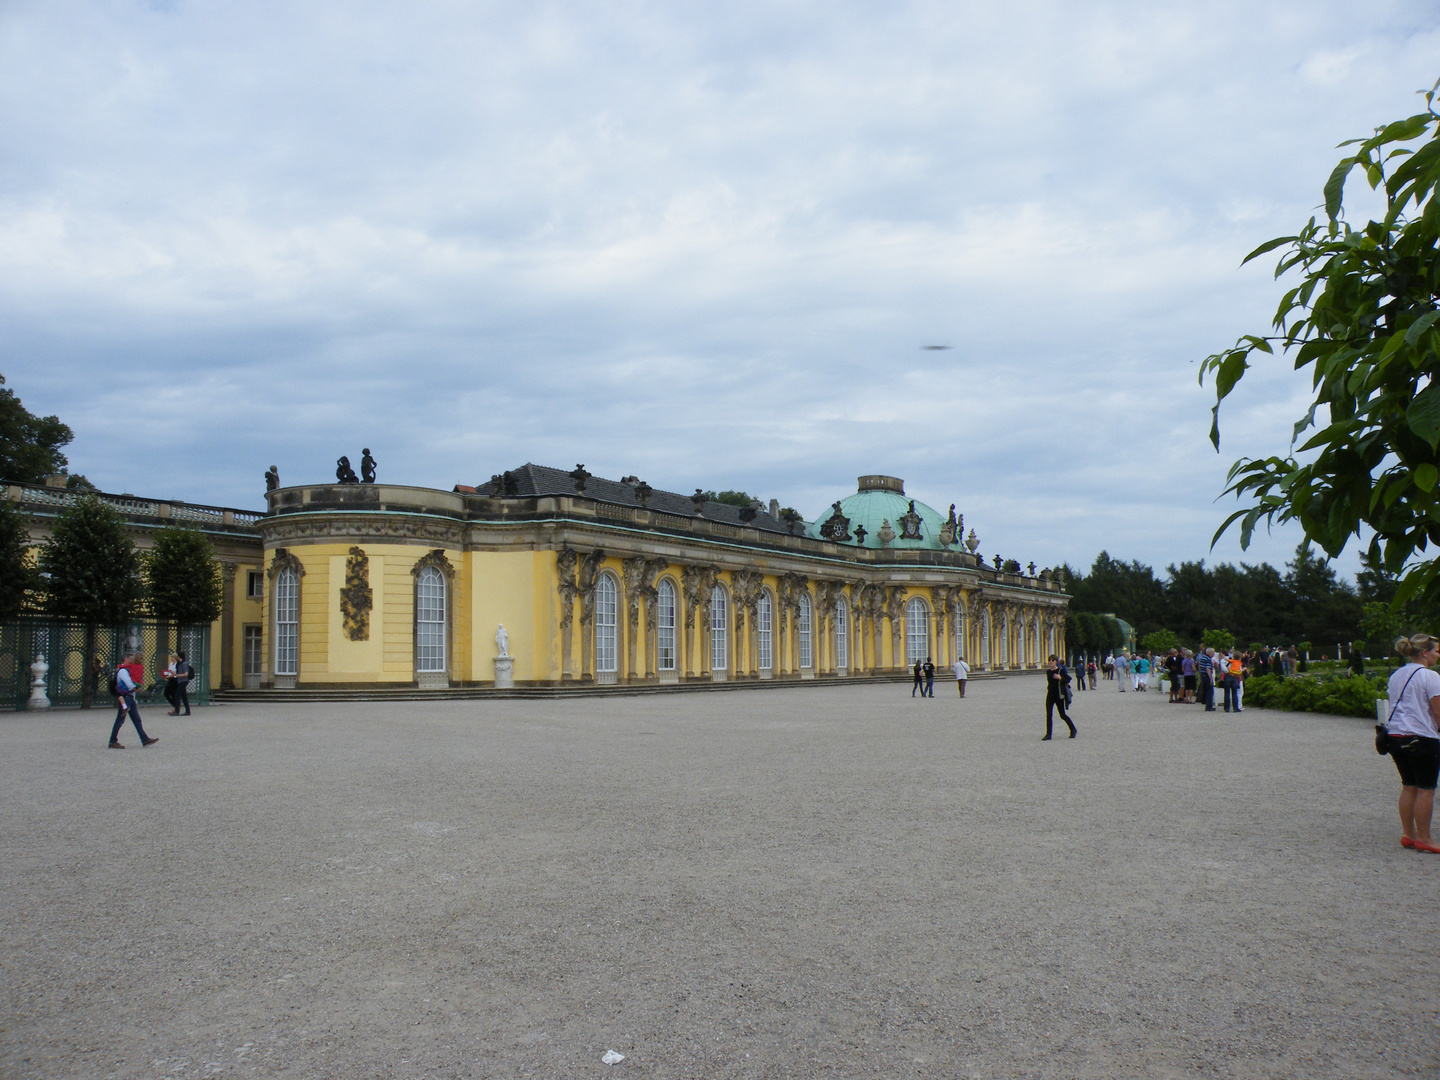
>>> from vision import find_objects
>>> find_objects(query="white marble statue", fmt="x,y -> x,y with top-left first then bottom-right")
495,623 -> 509,658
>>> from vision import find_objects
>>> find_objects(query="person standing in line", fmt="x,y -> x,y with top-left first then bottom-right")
1166,649 -> 1183,702
1384,634 -> 1440,852
110,653 -> 158,749
1115,652 -> 1129,691
1221,650 -> 1241,712
922,656 -> 935,698
1182,650 -> 1197,704
1042,655 -> 1077,740
168,650 -> 194,716
1197,648 -> 1216,710
912,658 -> 923,698
952,655 -> 969,697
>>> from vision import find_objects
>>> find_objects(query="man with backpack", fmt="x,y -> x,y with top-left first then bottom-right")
109,652 -> 158,749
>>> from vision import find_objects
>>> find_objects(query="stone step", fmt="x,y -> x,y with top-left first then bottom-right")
213,670 -> 1015,703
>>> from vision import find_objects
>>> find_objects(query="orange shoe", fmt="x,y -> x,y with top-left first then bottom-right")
1413,839 -> 1440,854
1402,836 -> 1417,849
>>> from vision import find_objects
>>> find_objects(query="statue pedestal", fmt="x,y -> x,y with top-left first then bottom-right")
28,654 -> 50,711
493,656 -> 514,689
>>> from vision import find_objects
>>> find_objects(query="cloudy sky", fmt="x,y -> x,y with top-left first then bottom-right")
2,2 -> 1437,579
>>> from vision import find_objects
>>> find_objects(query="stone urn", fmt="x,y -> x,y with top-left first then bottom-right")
28,653 -> 50,711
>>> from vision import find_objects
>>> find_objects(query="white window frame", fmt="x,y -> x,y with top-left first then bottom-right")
710,584 -> 728,672
906,596 -> 929,665
835,597 -> 849,670
595,573 -> 619,673
415,565 -> 447,673
274,567 -> 298,676
656,578 -> 677,671
246,571 -> 263,600
798,592 -> 813,669
756,591 -> 773,671
242,625 -> 262,676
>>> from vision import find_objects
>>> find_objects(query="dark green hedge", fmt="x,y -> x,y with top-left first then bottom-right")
1242,674 -> 1383,719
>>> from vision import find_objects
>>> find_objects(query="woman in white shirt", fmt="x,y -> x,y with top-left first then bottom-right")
1384,634 -> 1440,852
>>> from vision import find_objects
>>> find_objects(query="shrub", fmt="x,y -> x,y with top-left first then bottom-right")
1244,673 -> 1383,719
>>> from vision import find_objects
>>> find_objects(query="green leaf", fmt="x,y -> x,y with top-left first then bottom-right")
1403,309 -> 1440,349
1215,352 -> 1248,400
1406,381 -> 1440,449
1241,236 -> 1296,266
1415,464 -> 1439,493
1324,157 -> 1357,221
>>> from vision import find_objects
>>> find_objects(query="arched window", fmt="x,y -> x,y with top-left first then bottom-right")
656,579 -> 677,671
595,573 -> 618,673
274,567 -> 298,677
906,596 -> 930,665
710,584 -> 728,672
798,592 -> 813,669
835,595 -> 849,670
415,566 -> 447,673
756,591 -> 773,671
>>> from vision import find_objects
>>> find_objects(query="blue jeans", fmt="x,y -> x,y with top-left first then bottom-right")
110,693 -> 150,743
1222,677 -> 1239,711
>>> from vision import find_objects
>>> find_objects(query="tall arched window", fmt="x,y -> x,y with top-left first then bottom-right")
274,567 -> 298,677
756,591 -> 773,671
710,584 -> 728,671
906,596 -> 930,665
797,592 -> 813,669
656,579 -> 677,671
835,595 -> 849,670
595,573 -> 618,673
415,566 -> 447,673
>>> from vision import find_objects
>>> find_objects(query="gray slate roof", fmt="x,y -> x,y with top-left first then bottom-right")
474,464 -> 797,536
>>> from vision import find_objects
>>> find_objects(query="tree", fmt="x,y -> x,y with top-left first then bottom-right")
0,499 -> 35,621
1201,84 -> 1440,608
1202,628 -> 1236,651
146,525 -> 224,631
0,374 -> 75,484
701,490 -> 759,508
38,496 -> 143,708
1141,629 -> 1181,653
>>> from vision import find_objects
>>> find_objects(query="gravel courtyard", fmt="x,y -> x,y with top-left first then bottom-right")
2,675 -> 1437,1080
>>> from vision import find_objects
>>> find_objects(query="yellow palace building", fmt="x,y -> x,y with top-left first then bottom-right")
8,465 -> 1069,693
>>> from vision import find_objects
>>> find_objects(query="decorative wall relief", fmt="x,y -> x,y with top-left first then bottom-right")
340,546 -> 373,641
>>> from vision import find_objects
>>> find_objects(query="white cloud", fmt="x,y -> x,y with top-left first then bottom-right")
1,0 -> 1438,582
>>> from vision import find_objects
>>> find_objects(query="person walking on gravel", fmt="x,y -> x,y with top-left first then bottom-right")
1385,634 -> 1440,853
109,654 -> 158,750
952,656 -> 969,698
1042,655 -> 1077,740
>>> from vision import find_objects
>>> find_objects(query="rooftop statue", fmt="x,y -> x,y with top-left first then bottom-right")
818,501 -> 852,542
898,500 -> 924,540
360,448 -> 377,484
264,465 -> 279,492
336,456 -> 359,484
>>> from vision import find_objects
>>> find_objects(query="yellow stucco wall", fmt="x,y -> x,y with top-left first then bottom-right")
466,549 -> 550,683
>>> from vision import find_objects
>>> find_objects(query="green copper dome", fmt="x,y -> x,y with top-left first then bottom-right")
806,476 -> 953,550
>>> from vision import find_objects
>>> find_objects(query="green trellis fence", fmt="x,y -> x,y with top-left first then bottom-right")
0,616 -> 211,711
